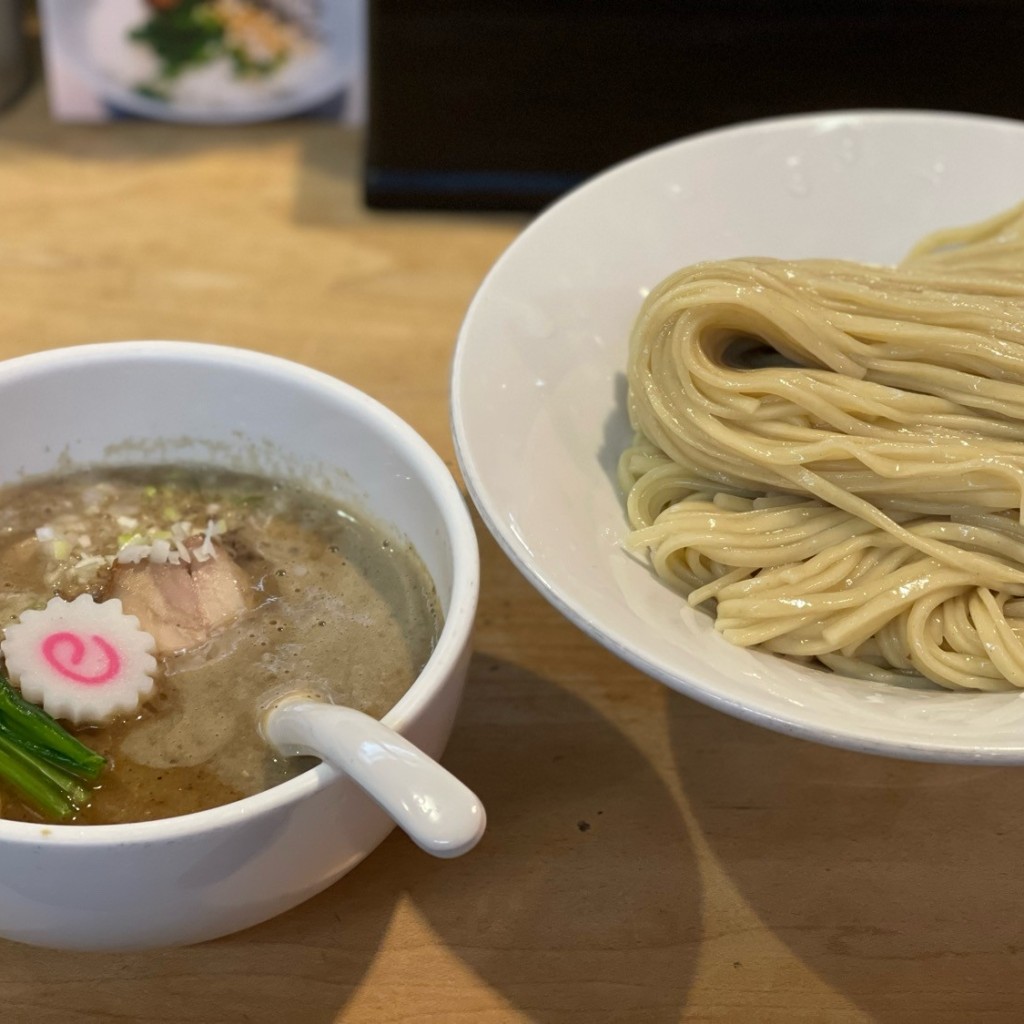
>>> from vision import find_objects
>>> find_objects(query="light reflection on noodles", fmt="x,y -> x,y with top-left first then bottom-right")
619,201 -> 1024,691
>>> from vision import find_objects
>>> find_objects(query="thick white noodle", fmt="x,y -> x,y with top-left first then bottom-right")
620,201 -> 1024,690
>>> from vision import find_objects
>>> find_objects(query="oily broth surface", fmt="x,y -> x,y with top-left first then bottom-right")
0,464 -> 443,824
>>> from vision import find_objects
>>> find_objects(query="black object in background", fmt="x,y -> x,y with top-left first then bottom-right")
365,0 -> 1024,212
0,0 -> 29,113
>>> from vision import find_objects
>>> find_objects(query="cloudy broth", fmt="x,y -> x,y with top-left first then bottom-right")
0,464 -> 443,824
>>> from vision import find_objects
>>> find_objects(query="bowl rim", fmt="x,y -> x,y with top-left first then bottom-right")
452,107 -> 1024,765
0,340 -> 480,844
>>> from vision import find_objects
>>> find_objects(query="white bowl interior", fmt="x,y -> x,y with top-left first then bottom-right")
2,342 -> 457,610
453,110 -> 1024,763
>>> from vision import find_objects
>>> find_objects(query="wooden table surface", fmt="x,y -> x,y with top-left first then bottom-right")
1,83 -> 1023,1024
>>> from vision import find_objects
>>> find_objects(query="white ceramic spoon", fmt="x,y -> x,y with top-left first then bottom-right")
262,696 -> 486,858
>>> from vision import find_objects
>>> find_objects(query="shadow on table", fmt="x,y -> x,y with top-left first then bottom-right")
246,651 -> 700,1023
0,655 -> 699,1024
387,653 -> 701,1024
0,81 -> 359,223
669,697 -> 1024,1020
0,82 -> 522,232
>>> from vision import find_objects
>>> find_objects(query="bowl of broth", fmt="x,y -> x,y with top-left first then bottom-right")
0,340 -> 481,950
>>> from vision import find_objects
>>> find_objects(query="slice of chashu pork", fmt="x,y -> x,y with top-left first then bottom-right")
106,538 -> 255,655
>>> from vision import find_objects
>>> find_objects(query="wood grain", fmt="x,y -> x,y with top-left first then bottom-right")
0,84 -> 1022,1024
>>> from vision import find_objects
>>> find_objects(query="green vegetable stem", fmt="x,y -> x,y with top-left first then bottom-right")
0,673 -> 106,821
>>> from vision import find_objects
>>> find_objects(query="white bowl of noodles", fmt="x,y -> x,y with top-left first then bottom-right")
453,109 -> 1024,764
0,341 -> 479,950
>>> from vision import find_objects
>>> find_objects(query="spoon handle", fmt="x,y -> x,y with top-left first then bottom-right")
264,698 -> 486,858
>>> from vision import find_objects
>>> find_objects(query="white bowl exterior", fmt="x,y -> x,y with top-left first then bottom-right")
453,110 -> 1024,763
0,342 -> 478,949
0,642 -> 471,951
